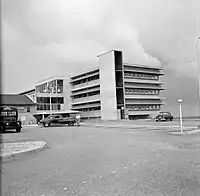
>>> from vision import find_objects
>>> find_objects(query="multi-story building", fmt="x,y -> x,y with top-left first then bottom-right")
123,63 -> 164,119
20,75 -> 73,122
34,75 -> 66,112
20,49 -> 165,121
69,50 -> 165,120
70,68 -> 101,119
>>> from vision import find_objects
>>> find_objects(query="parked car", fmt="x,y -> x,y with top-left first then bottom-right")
0,106 -> 22,133
39,114 -> 76,127
155,112 -> 173,122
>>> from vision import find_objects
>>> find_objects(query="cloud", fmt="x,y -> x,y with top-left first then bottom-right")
2,0 -> 200,116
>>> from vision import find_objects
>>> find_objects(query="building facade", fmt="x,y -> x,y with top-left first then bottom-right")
70,50 -> 165,120
20,50 -> 165,120
70,68 -> 101,119
34,75 -> 66,112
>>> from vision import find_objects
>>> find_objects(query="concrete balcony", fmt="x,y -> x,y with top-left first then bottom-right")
125,94 -> 165,99
125,99 -> 164,105
73,97 -> 89,103
72,94 -> 100,105
128,110 -> 160,116
89,110 -> 101,117
72,102 -> 100,110
71,86 -> 100,96
80,110 -> 101,118
70,71 -> 99,82
124,78 -> 163,85
71,79 -> 100,91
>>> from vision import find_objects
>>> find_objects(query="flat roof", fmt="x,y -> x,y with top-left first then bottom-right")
70,67 -> 99,79
97,49 -> 115,57
97,49 -> 123,57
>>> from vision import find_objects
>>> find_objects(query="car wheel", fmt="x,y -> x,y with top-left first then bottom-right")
157,118 -> 161,122
16,128 -> 21,133
68,122 -> 74,126
44,123 -> 50,127
0,125 -> 5,133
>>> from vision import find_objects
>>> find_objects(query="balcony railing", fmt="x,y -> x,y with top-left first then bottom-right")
80,110 -> 101,118
72,94 -> 100,104
71,79 -> 100,90
124,78 -> 163,84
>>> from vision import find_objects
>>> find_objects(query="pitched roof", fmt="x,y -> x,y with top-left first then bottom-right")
0,94 -> 36,106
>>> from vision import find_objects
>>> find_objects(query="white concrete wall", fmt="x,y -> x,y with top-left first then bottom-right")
63,77 -> 72,110
98,51 -> 118,120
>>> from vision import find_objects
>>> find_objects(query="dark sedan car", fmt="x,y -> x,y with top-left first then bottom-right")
39,114 -> 76,127
155,112 -> 173,122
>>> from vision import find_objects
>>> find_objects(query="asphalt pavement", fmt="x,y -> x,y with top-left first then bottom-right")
1,120 -> 200,196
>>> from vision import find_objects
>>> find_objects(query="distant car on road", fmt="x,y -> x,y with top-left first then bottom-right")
39,114 -> 76,127
155,112 -> 173,122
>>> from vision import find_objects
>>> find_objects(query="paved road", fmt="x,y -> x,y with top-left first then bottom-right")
1,122 -> 200,196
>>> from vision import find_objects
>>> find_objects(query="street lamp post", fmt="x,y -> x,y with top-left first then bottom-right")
197,37 -> 200,119
178,99 -> 183,133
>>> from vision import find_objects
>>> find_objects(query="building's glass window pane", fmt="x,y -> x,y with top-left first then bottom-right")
57,80 -> 63,93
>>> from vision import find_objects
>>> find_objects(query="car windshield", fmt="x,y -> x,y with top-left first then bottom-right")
160,112 -> 170,115
1,116 -> 17,121
47,115 -> 54,119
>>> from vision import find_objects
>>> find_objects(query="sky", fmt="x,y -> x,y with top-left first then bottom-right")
1,0 -> 200,117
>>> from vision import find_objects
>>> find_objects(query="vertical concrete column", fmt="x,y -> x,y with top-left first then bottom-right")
98,50 -> 118,120
63,77 -> 72,110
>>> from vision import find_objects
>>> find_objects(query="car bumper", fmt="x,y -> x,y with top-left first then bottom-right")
3,123 -> 22,129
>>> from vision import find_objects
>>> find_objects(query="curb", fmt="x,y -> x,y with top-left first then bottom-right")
22,124 -> 39,127
82,123 -> 197,131
169,129 -> 200,136
0,141 -> 48,162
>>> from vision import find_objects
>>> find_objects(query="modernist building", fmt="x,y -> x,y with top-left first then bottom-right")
70,50 -> 164,120
20,50 -> 165,120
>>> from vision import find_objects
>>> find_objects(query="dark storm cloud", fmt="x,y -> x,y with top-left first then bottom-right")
2,0 -> 200,116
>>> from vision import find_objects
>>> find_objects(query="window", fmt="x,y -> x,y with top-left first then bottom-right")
18,107 -> 25,112
27,107 -> 30,112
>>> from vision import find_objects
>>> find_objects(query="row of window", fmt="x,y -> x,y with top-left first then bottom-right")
18,107 -> 31,113
73,91 -> 100,99
1,111 -> 17,116
36,80 -> 63,94
78,107 -> 101,112
127,104 -> 160,111
37,104 -> 61,111
73,75 -> 99,86
124,72 -> 159,80
125,89 -> 159,95
36,97 -> 64,104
